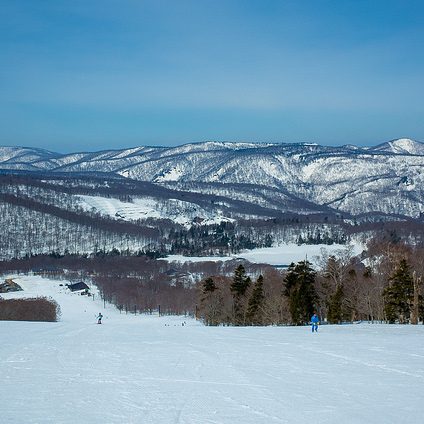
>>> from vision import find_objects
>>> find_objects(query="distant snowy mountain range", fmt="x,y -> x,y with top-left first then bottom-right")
1,138 -> 424,219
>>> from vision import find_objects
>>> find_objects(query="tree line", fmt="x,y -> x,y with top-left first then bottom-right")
1,238 -> 424,325
198,241 -> 424,326
0,253 -> 271,316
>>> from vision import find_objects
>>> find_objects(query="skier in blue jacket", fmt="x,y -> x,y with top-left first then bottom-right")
311,313 -> 319,332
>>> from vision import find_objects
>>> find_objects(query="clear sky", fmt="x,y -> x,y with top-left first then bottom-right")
1,0 -> 423,152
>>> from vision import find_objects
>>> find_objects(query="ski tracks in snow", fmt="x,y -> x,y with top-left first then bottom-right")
2,276 -> 424,423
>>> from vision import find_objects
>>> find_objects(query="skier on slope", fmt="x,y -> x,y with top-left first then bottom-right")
311,313 -> 319,333
97,312 -> 103,324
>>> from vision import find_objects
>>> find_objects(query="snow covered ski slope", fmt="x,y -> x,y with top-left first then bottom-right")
1,275 -> 424,423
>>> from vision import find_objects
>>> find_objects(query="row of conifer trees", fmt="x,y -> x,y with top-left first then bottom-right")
198,256 -> 424,326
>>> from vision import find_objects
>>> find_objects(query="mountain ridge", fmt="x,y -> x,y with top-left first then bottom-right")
1,138 -> 423,219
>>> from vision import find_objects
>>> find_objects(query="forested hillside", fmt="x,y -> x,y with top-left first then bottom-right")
0,174 -> 352,259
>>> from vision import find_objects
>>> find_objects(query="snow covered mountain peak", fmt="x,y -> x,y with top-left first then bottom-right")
371,138 -> 424,155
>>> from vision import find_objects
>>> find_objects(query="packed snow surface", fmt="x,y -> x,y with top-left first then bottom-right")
164,243 -> 364,267
1,275 -> 423,424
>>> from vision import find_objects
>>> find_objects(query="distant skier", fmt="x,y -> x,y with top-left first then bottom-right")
97,312 -> 103,324
311,313 -> 319,333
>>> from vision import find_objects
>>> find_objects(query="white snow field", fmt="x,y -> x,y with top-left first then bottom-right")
1,275 -> 424,424
77,194 -> 232,227
164,243 -> 364,267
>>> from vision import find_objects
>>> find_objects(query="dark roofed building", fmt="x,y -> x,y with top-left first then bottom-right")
67,282 -> 89,292
0,279 -> 23,293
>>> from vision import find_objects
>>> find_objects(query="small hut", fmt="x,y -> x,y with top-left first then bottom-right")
67,282 -> 89,292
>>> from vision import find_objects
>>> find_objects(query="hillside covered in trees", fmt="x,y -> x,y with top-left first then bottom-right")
2,173 -> 424,261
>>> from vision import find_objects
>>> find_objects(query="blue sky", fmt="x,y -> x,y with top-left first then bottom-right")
1,0 -> 423,152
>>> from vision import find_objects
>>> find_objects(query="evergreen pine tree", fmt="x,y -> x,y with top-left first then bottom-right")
230,264 -> 251,325
410,274 -> 424,324
327,284 -> 343,324
202,277 -> 217,294
246,275 -> 265,325
383,259 -> 414,323
231,265 -> 251,297
283,260 -> 318,325
199,277 -> 223,326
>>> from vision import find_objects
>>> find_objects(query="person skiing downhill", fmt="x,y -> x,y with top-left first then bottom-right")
311,313 -> 319,332
97,313 -> 103,324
